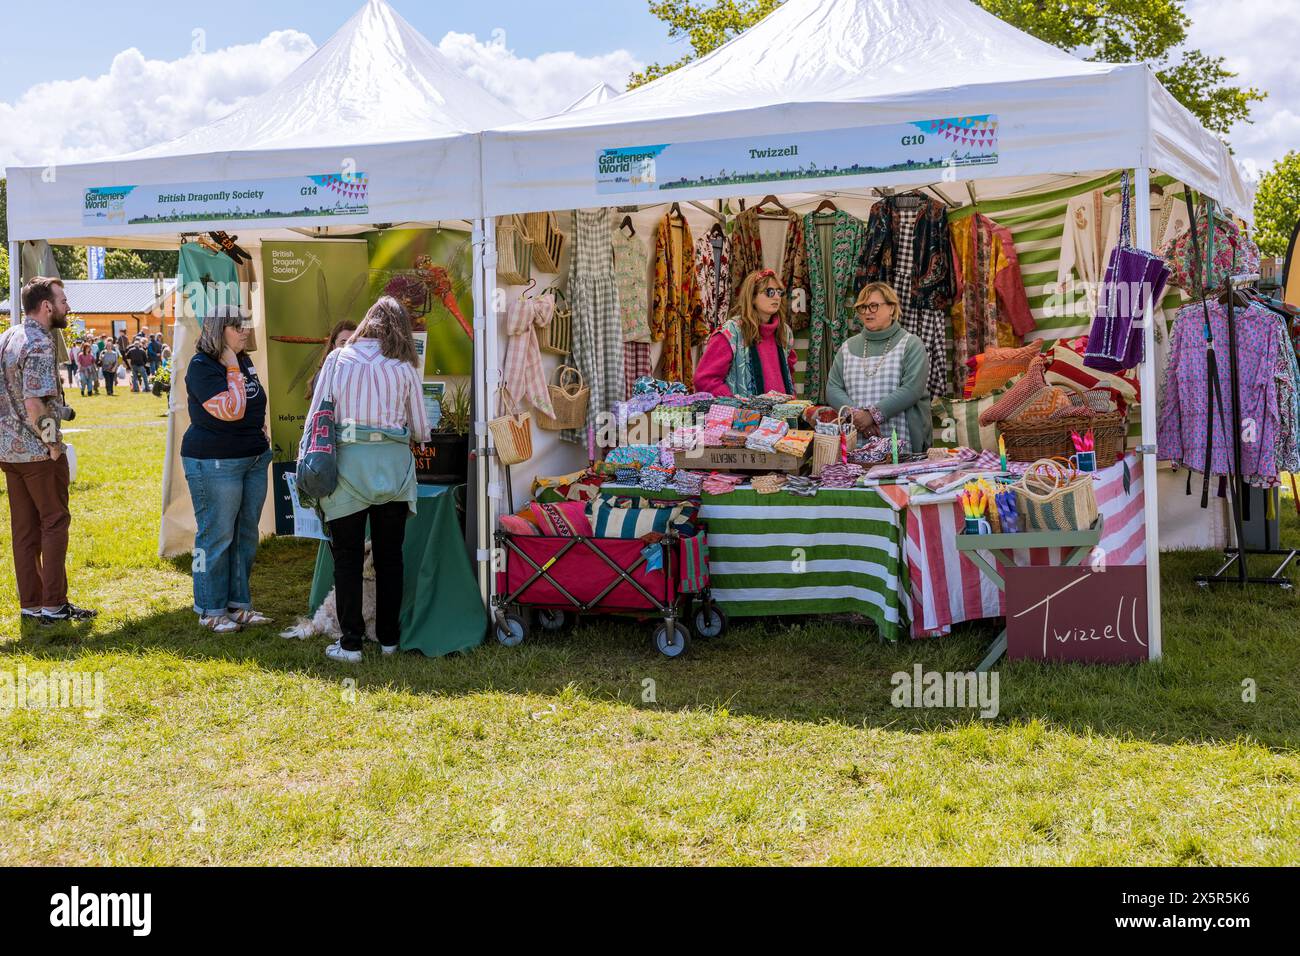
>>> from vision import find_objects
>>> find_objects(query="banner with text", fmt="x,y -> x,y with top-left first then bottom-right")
83,172 -> 369,227
595,115 -> 997,194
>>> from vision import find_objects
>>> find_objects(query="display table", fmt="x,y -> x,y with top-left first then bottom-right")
309,484 -> 487,657
954,517 -> 1105,671
602,486 -> 906,641
876,452 -> 1146,638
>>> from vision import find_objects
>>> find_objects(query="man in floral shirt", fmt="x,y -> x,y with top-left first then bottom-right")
0,277 -> 97,625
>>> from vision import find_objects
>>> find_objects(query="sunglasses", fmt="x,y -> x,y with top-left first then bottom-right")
761,288 -> 786,300
855,301 -> 891,314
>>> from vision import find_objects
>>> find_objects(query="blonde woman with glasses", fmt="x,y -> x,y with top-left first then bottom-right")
693,268 -> 797,398
825,281 -> 932,452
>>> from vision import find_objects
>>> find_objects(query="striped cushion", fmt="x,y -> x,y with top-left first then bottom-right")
588,499 -> 690,539
1045,335 -> 1139,415
931,382 -> 1013,451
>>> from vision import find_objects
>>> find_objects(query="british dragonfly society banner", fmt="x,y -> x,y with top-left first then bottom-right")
82,172 -> 369,227
595,116 -> 997,194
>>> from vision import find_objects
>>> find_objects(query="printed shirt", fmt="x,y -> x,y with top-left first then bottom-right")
307,338 -> 430,440
0,319 -> 63,463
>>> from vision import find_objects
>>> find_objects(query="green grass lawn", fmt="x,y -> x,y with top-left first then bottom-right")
1,390 -> 1297,865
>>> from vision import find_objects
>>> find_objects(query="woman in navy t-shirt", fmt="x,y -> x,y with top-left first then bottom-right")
181,306 -> 272,633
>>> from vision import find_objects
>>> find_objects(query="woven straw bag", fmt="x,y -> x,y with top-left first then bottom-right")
495,215 -> 533,286
488,389 -> 533,466
1013,458 -> 1099,532
539,288 -> 572,356
524,211 -> 565,274
536,365 -> 589,431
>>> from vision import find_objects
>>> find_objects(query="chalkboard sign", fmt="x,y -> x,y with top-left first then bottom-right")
1004,566 -> 1149,664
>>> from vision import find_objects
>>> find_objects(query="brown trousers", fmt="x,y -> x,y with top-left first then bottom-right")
1,455 -> 71,610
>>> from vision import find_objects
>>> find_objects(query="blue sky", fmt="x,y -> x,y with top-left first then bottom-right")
0,0 -> 678,101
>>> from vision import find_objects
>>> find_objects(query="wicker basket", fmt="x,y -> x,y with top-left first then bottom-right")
488,389 -> 533,465
495,215 -> 533,286
524,211 -> 565,274
1014,459 -> 1099,532
999,409 -> 1126,468
539,289 -> 572,356
535,365 -> 589,431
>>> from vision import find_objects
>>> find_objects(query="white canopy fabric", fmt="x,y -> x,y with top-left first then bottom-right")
561,83 -> 620,113
481,0 -> 1253,220
3,0 -> 522,242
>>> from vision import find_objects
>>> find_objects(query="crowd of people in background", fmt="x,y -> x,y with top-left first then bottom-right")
62,331 -> 171,397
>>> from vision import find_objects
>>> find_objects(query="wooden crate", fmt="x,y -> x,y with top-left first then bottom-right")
674,447 -> 803,473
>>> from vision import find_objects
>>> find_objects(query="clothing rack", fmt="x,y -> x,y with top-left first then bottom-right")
1195,271 -> 1299,589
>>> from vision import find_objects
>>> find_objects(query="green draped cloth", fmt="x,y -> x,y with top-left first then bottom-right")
308,485 -> 486,657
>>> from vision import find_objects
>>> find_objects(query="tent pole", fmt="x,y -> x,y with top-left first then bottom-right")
1132,162 -> 1163,661
7,241 -> 19,325
482,215 -> 501,612
471,219 -> 492,606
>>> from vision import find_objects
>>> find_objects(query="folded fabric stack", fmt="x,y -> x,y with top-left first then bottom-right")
659,391 -> 713,408
771,399 -> 812,421
752,473 -> 789,494
640,464 -> 675,492
773,429 -> 815,458
733,409 -> 763,433
785,475 -> 819,497
702,472 -> 745,495
745,416 -> 790,452
720,429 -> 749,448
665,425 -> 703,451
818,462 -> 864,489
606,444 -> 661,469
702,404 -> 738,445
673,469 -> 705,496
614,467 -> 640,485
633,376 -> 686,397
758,391 -> 795,403
656,440 -> 676,467
847,437 -> 891,466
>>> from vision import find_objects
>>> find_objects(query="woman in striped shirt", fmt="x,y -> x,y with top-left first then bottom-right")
181,306 -> 272,633
304,296 -> 431,664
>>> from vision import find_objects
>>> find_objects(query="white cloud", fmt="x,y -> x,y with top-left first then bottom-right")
1183,0 -> 1300,179
435,30 -> 636,118
0,26 -> 639,175
0,30 -> 316,172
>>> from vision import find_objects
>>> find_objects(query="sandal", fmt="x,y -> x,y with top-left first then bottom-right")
227,608 -> 272,626
200,614 -> 241,634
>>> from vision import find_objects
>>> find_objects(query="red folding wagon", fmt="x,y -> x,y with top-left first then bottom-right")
492,528 -> 726,657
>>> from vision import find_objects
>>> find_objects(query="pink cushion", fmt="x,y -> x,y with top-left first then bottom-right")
500,514 -> 538,536
529,500 -> 593,537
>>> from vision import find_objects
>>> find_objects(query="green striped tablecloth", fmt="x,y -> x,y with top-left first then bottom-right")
603,486 -> 906,641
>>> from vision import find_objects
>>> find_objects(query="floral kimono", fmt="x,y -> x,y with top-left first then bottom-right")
651,212 -> 708,388
728,207 -> 809,330
803,209 -> 868,402
949,212 -> 1035,391
695,231 -> 731,331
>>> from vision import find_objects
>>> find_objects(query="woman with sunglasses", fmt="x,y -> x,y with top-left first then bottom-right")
825,282 -> 931,452
694,269 -> 796,398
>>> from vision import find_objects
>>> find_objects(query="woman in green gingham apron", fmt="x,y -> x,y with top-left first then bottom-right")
825,281 -> 932,452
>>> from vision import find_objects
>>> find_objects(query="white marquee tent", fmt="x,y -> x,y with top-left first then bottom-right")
477,0 -> 1257,659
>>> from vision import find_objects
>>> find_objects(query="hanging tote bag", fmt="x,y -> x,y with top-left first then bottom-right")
495,215 -> 534,286
1084,172 -> 1171,373
489,388 -> 534,466
536,365 -> 590,431
539,287 -> 573,357
524,211 -> 566,274
295,351 -> 341,503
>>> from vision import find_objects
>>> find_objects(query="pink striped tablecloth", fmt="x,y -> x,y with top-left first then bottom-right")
878,452 -> 1146,638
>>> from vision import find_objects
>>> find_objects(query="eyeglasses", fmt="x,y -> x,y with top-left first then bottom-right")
855,301 -> 891,314
761,288 -> 785,299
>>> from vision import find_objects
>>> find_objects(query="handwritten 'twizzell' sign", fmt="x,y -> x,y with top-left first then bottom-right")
1004,566 -> 1149,664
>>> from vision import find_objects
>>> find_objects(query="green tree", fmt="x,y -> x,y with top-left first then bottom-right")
1253,151 -> 1300,259
104,248 -> 152,279
630,0 -> 1264,137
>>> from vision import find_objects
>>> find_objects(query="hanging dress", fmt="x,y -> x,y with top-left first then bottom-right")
803,208 -> 868,402
695,230 -> 731,331
729,207 -> 809,330
566,208 -> 624,443
612,225 -> 651,398
650,211 -> 707,388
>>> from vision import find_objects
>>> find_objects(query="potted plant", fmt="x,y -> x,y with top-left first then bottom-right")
413,381 -> 470,485
151,362 -> 172,396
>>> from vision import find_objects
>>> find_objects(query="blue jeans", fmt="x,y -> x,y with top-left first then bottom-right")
131,366 -> 148,391
182,450 -> 272,617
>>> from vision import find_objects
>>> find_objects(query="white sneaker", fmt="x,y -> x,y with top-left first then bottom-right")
325,641 -> 363,664
381,643 -> 399,656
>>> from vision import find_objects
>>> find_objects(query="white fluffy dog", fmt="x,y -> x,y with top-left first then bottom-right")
281,545 -> 378,643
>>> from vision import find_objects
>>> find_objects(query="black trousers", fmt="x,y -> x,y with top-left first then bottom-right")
327,501 -> 408,651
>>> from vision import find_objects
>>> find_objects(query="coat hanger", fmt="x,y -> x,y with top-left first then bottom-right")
755,195 -> 790,217
709,221 -> 725,239
668,202 -> 684,221
523,276 -> 537,296
619,215 -> 635,238
813,198 -> 838,214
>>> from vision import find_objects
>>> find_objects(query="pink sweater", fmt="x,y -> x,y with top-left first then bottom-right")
694,318 -> 796,397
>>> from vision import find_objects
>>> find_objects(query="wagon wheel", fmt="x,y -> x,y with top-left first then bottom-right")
691,600 -> 728,640
495,611 -> 528,647
652,621 -> 691,659
537,608 -> 570,632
